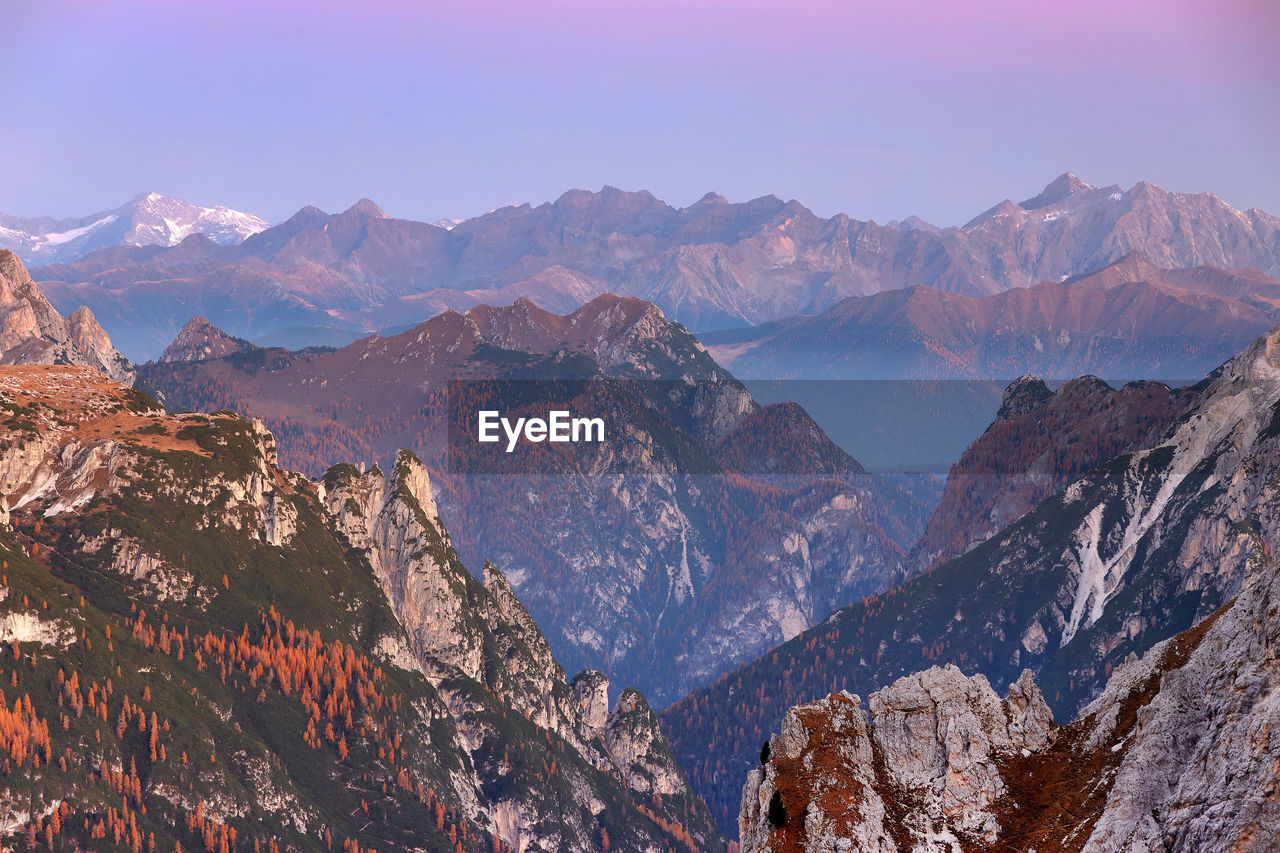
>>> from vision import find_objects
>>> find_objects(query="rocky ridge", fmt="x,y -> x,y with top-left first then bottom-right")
0,364 -> 722,852
702,252 -> 1280,381
906,373 -> 1198,573
33,175 -> 1280,359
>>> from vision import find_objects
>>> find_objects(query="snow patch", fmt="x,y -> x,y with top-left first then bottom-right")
38,214 -> 117,246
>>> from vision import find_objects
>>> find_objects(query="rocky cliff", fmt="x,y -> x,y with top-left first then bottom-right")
0,249 -> 134,384
739,541 -> 1279,852
0,364 -> 722,852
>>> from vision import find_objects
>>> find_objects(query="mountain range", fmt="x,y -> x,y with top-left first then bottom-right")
0,361 -> 722,851
703,252 -> 1280,380
663,324 -> 1280,834
131,289 -> 936,706
27,174 -> 1280,362
4,174 -> 1280,851
0,192 -> 267,267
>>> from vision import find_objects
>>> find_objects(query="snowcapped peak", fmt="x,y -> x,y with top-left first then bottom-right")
0,193 -> 269,264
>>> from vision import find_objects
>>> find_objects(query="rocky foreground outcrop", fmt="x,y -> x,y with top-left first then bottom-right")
740,550 -> 1280,852
740,666 -> 1054,852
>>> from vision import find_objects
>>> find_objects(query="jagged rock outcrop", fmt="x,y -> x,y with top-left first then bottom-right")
158,315 -> 256,363
0,364 -> 724,853
740,666 -> 1053,852
0,250 -> 134,384
740,549 -> 1279,853
65,305 -> 136,385
602,689 -> 690,797
322,454 -> 486,682
571,670 -> 611,737
320,450 -> 723,851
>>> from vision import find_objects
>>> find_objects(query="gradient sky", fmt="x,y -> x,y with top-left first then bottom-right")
3,0 -> 1277,227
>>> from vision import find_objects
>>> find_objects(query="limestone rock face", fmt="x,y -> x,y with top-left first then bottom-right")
741,666 -> 1052,853
740,692 -> 894,853
320,451 -> 723,852
322,452 -> 486,683
66,305 -> 136,385
571,670 -> 610,737
602,689 -> 688,797
741,558 -> 1279,852
0,250 -> 134,384
869,665 -> 1052,844
1078,552 -> 1280,852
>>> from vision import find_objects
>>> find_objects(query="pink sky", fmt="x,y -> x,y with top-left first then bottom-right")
3,1 -> 1276,225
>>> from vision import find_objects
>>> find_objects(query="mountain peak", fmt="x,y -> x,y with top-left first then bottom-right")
0,250 -> 134,383
342,198 -> 387,219
997,374 -> 1053,419
692,191 -> 729,207
158,315 -> 255,363
1020,172 -> 1097,210
0,194 -> 267,265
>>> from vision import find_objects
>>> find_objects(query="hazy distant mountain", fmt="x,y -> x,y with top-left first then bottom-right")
30,175 -> 1280,361
158,315 -> 257,363
703,253 -> 1280,380
0,191 -> 267,265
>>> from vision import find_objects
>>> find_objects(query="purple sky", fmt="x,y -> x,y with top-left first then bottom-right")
3,0 -> 1277,227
